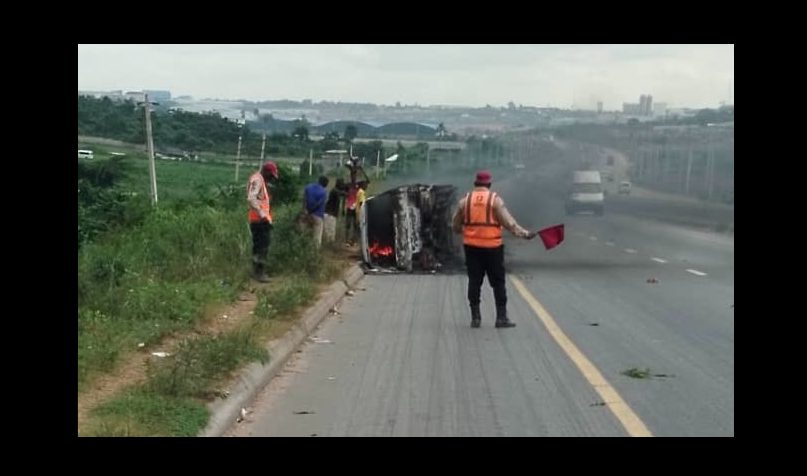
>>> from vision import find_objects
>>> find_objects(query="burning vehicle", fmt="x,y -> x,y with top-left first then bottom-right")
359,184 -> 461,272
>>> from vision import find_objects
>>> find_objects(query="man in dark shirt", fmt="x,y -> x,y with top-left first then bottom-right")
303,175 -> 329,248
324,178 -> 346,244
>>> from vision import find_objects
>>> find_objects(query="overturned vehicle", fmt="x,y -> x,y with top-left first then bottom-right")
359,184 -> 461,272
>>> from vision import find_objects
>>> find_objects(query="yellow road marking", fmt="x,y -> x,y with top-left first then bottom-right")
510,275 -> 653,437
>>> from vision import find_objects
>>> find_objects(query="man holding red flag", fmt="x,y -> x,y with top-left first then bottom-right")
452,170 -> 539,329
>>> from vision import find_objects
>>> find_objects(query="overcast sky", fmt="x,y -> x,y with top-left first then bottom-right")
78,44 -> 733,110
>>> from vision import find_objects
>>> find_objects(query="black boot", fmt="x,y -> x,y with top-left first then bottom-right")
251,262 -> 270,283
495,305 -> 515,328
470,305 -> 481,328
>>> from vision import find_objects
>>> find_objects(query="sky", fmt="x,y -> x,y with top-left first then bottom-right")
78,44 -> 734,110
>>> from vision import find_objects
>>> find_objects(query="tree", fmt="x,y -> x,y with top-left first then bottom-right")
260,113 -> 273,133
292,125 -> 309,142
344,124 -> 358,144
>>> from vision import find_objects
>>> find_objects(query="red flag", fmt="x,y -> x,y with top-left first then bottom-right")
537,224 -> 564,250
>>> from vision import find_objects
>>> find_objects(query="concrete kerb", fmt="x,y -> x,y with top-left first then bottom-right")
200,262 -> 365,437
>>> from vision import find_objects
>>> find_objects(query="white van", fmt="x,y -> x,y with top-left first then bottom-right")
78,149 -> 94,159
566,170 -> 604,215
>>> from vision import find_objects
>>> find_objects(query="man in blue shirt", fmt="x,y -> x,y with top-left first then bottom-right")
303,175 -> 329,248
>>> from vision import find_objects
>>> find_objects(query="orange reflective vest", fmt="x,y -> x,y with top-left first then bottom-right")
462,189 -> 502,248
247,172 -> 272,224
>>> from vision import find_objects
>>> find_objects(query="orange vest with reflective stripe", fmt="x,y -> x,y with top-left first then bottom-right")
247,172 -> 272,223
463,189 -> 502,248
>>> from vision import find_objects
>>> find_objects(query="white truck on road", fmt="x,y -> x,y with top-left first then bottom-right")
566,170 -> 604,216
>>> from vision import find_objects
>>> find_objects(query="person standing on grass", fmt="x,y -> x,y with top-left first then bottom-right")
324,177 -> 346,244
303,175 -> 329,248
247,161 -> 279,283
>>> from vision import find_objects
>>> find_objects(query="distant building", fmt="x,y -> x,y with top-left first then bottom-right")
623,102 -> 641,115
144,90 -> 171,102
78,90 -> 123,100
654,102 -> 667,117
597,101 -> 603,114
625,94 -> 654,116
125,91 -> 146,103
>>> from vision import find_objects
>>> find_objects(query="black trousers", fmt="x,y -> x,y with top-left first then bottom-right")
464,244 -> 506,308
345,209 -> 357,243
250,221 -> 272,264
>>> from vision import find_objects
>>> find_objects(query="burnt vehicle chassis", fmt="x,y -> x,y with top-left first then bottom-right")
360,184 -> 461,272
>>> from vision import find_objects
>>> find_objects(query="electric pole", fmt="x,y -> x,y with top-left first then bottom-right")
142,93 -> 158,206
235,120 -> 243,181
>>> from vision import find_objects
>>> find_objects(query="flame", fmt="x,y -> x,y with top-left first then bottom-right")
369,241 -> 394,257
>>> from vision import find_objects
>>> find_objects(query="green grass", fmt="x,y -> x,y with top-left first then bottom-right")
254,274 -> 318,320
87,328 -> 267,436
146,327 -> 268,398
87,387 -> 210,437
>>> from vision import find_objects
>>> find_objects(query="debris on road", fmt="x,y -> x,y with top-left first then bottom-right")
151,352 -> 170,358
621,367 -> 651,379
646,277 -> 659,284
293,411 -> 316,415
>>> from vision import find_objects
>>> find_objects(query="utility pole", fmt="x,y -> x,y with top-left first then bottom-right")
706,127 -> 715,201
143,93 -> 158,206
706,138 -> 715,201
235,120 -> 243,181
260,132 -> 266,161
308,149 -> 313,176
376,149 -> 381,179
684,146 -> 693,196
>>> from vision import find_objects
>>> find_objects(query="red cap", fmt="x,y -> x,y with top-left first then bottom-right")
262,161 -> 279,179
475,170 -> 492,185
